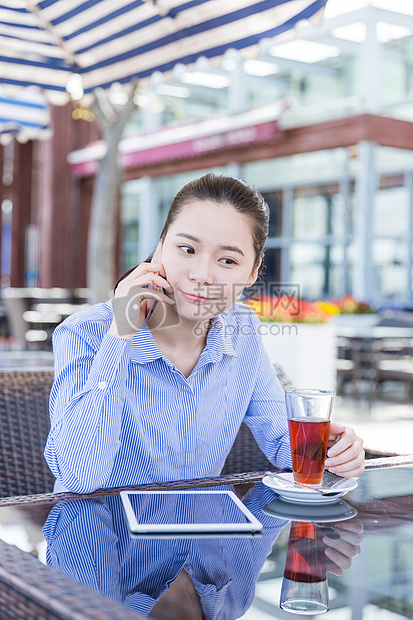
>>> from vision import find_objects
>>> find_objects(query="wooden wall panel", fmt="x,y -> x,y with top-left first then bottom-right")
0,145 -> 3,281
10,141 -> 33,287
38,103 -> 94,289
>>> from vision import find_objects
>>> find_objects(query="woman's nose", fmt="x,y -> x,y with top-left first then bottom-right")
188,257 -> 213,285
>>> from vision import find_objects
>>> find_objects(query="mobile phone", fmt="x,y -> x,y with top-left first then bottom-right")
145,242 -> 162,322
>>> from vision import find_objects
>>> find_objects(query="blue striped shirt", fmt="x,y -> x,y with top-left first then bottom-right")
43,483 -> 288,619
45,301 -> 291,493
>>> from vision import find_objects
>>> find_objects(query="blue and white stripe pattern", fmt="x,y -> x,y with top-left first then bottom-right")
0,1 -> 328,102
0,85 -> 51,143
45,300 -> 291,494
44,483 -> 288,618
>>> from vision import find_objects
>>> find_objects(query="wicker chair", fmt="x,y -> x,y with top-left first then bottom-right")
0,363 -> 293,496
0,372 -> 146,620
0,371 -> 55,497
0,537 -> 144,620
0,365 -> 398,496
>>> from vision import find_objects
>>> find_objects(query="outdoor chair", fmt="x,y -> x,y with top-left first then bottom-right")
336,336 -> 357,394
376,338 -> 413,399
0,371 -> 55,497
0,363 -> 293,492
0,537 -> 143,620
0,371 -> 150,619
0,365 -> 294,496
0,365 -> 400,500
3,287 -> 89,350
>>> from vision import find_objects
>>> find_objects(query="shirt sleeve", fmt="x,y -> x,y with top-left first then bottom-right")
44,317 -> 133,493
243,340 -> 292,471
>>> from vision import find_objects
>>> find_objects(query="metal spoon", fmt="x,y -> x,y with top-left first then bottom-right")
265,471 -> 341,496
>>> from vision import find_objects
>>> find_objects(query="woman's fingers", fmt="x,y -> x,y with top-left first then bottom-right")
325,445 -> 365,476
118,269 -> 174,295
141,288 -> 175,305
121,262 -> 170,284
110,274 -> 175,338
325,425 -> 365,477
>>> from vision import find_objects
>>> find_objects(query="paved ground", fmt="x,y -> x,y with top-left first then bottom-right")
334,382 -> 413,455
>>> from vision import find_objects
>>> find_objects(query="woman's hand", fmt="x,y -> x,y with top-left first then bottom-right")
324,423 -> 365,477
108,245 -> 174,340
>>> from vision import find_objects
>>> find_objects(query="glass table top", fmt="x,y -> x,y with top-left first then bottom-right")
1,465 -> 413,620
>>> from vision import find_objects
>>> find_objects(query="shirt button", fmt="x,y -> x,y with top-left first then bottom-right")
97,381 -> 107,390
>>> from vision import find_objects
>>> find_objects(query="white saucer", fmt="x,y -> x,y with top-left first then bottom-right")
262,472 -> 358,504
262,497 -> 358,523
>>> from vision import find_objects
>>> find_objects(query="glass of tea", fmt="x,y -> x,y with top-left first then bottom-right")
285,389 -> 335,487
280,520 -> 329,614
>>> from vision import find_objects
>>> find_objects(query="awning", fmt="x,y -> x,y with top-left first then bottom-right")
0,1 -> 329,105
0,86 -> 51,144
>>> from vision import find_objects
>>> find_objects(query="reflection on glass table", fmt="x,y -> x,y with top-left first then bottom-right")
43,484 -> 286,619
280,521 -> 332,615
250,467 -> 413,620
0,466 -> 412,619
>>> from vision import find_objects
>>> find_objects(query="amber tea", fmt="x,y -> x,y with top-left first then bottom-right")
288,418 -> 331,486
285,389 -> 334,488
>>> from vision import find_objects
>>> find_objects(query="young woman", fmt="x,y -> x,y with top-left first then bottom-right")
45,173 -> 364,493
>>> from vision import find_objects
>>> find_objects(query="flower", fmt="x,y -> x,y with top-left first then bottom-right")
245,294 -> 376,322
325,295 -> 375,315
244,295 -> 332,324
314,301 -> 340,316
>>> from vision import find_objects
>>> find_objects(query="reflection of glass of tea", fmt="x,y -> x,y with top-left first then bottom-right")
285,389 -> 335,487
280,521 -> 328,615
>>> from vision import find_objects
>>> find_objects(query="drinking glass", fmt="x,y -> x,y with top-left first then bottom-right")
280,521 -> 328,615
285,389 -> 335,487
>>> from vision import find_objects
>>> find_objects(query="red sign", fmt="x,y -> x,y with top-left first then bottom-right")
71,120 -> 282,178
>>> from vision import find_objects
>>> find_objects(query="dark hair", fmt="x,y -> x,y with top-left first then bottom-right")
115,173 -> 269,290
160,173 -> 269,268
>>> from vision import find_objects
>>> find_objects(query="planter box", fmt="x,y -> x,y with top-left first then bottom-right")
259,322 -> 336,391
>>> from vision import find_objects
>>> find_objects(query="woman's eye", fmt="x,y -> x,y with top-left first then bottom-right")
220,257 -> 237,266
179,245 -> 195,254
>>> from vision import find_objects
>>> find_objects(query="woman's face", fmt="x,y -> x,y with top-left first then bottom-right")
161,199 -> 259,323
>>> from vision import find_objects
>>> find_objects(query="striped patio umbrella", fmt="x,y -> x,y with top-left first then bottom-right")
0,86 -> 51,143
0,0 -> 328,105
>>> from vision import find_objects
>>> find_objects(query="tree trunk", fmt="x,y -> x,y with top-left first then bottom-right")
87,88 -> 136,305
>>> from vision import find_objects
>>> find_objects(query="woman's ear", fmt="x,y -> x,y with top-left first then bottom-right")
246,260 -> 261,288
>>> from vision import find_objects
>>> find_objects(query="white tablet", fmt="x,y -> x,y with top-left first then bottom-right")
120,490 -> 263,537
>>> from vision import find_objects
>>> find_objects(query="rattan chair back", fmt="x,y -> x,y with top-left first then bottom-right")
0,361 -> 293,496
0,537 -> 144,619
221,360 -> 294,474
0,371 -> 55,497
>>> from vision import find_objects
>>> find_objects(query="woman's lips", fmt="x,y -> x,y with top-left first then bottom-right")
180,291 -> 217,303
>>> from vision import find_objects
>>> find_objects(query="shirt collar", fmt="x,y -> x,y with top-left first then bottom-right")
130,313 -> 237,366
204,313 -> 237,363
130,322 -> 165,364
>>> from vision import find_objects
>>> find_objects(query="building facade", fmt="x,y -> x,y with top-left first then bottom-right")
2,2 -> 413,306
